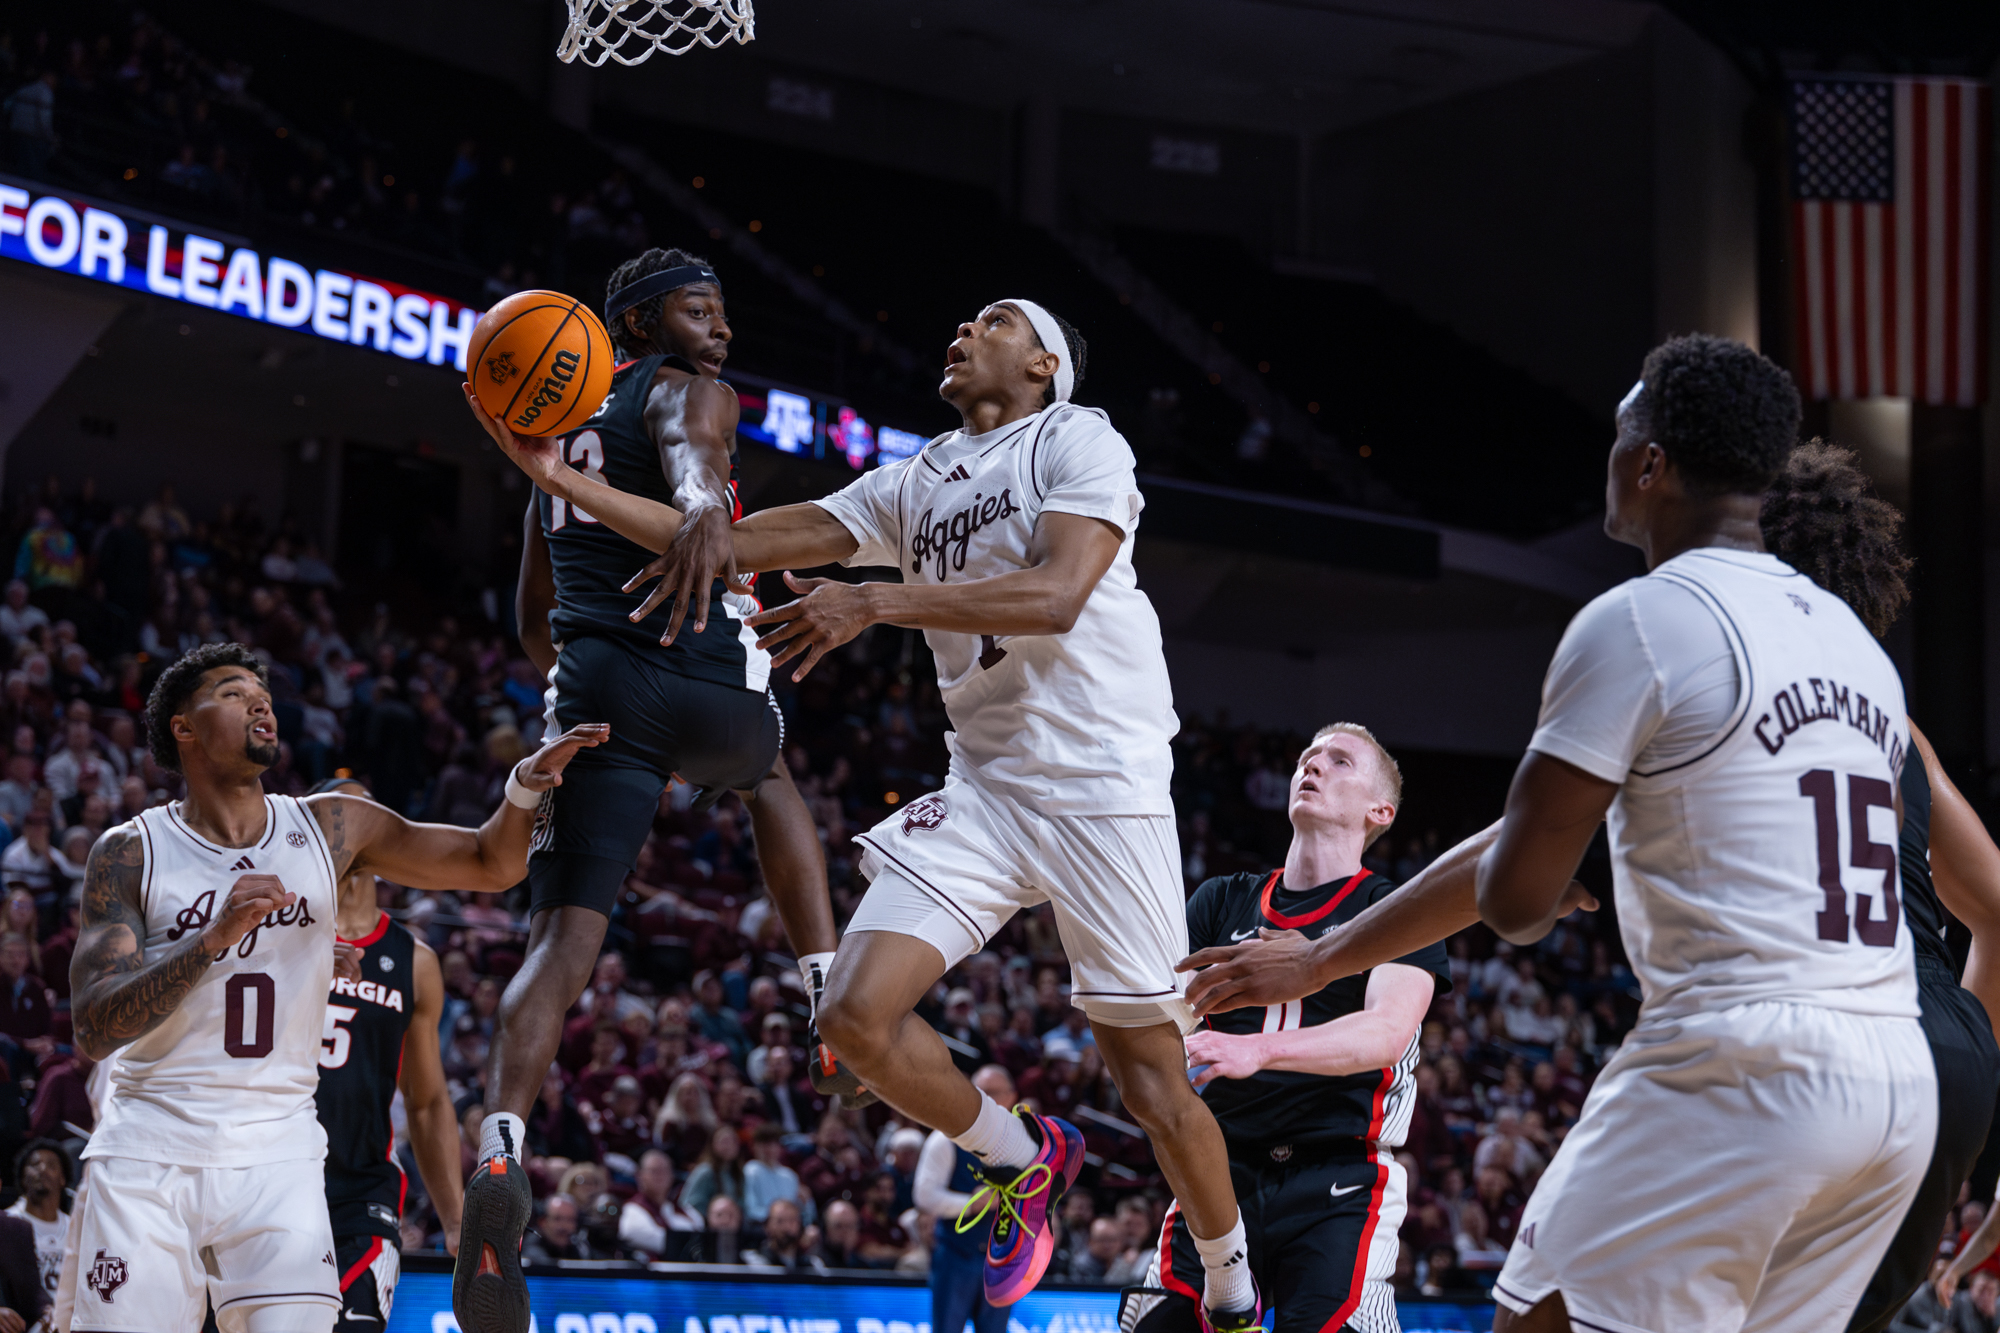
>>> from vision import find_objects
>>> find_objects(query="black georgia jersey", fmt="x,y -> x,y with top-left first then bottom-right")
1188,870 -> 1451,1157
316,912 -> 416,1240
537,352 -> 759,689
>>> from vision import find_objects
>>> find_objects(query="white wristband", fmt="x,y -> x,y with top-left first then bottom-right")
504,762 -> 542,810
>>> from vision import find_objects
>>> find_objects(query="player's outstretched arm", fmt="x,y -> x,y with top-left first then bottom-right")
1912,720 -> 2000,1033
1179,827 -> 1600,1017
466,381 -> 690,554
400,939 -> 463,1254
71,831 -> 295,1060
1477,750 -> 1618,944
1182,823 -> 1490,1017
310,724 -> 609,894
1184,962 -> 1434,1089
742,511 -> 1122,682
622,504 -> 864,629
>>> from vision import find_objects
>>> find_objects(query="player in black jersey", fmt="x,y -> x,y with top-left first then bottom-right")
310,778 -> 463,1333
1132,723 -> 1446,1333
457,250 -> 849,1333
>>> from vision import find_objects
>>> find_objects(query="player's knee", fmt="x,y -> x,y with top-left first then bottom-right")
815,989 -> 892,1069
518,908 -> 609,990
1119,1074 -> 1207,1140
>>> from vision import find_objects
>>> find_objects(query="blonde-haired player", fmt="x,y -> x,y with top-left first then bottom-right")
1130,723 -> 1445,1333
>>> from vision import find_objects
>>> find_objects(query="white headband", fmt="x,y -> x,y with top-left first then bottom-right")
1000,299 -> 1073,403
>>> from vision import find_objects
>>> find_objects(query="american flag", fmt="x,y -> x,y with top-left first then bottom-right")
1789,77 -> 1990,405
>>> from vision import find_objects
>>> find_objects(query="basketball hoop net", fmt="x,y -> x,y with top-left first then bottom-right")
557,0 -> 755,65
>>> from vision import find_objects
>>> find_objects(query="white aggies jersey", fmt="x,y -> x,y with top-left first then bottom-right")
85,795 -> 339,1167
814,403 -> 1177,816
1531,548 -> 1917,1024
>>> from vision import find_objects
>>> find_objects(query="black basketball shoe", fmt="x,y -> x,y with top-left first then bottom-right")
453,1153 -> 532,1333
808,1025 -> 880,1109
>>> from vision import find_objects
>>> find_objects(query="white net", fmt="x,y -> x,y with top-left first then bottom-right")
557,0 -> 755,65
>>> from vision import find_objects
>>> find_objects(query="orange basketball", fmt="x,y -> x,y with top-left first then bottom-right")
468,290 -> 615,438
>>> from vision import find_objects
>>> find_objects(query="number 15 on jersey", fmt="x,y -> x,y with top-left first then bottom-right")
1799,768 -> 1900,945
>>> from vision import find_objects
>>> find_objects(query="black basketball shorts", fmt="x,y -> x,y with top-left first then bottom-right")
1131,1150 -> 1405,1333
1849,965 -> 2000,1333
333,1234 -> 399,1332
530,634 -> 782,917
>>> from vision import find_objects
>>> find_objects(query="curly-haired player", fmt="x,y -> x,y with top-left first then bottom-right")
1761,445 -> 2000,1333
1759,441 -> 1915,638
1183,336 -> 1937,1333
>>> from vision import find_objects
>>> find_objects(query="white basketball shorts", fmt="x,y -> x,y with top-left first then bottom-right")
70,1155 -> 339,1333
1493,1001 -> 1936,1333
848,777 -> 1194,1030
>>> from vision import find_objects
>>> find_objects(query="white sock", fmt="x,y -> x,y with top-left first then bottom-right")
1192,1215 -> 1253,1311
478,1111 -> 527,1163
950,1092 -> 1037,1170
798,952 -> 837,1017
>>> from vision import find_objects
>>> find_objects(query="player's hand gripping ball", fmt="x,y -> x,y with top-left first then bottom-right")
467,290 -> 615,438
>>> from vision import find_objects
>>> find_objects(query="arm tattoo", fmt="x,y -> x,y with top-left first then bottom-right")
71,828 -> 217,1059
311,794 -> 356,879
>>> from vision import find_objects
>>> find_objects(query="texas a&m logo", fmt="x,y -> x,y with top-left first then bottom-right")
901,794 -> 949,836
87,1250 -> 128,1302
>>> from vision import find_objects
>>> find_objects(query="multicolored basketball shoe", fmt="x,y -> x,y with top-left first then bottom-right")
1198,1282 -> 1264,1333
453,1153 -> 532,1333
957,1111 -> 1085,1307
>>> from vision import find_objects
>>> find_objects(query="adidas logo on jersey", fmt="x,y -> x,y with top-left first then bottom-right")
943,464 -> 972,482
229,856 -> 255,872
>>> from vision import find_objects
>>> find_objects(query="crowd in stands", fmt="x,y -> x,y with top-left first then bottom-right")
0,470 -> 1670,1300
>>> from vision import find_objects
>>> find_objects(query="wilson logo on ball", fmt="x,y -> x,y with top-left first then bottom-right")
512,348 -> 581,431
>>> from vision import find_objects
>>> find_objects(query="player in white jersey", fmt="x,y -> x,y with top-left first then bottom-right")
65,643 -> 603,1333
475,301 -> 1259,1325
1184,335 -> 1936,1333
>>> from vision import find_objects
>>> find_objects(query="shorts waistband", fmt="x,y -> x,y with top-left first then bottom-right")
1228,1139 -> 1377,1168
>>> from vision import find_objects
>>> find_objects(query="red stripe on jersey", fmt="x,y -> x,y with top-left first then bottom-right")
1321,1076 -> 1394,1332
1158,1202 -> 1200,1301
341,912 -> 391,949
339,1236 -> 384,1292
1260,870 -> 1369,929
392,1044 -> 408,1215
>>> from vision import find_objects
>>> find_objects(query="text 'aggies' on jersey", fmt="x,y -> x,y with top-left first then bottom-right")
85,794 -> 338,1168
812,401 -> 1175,817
